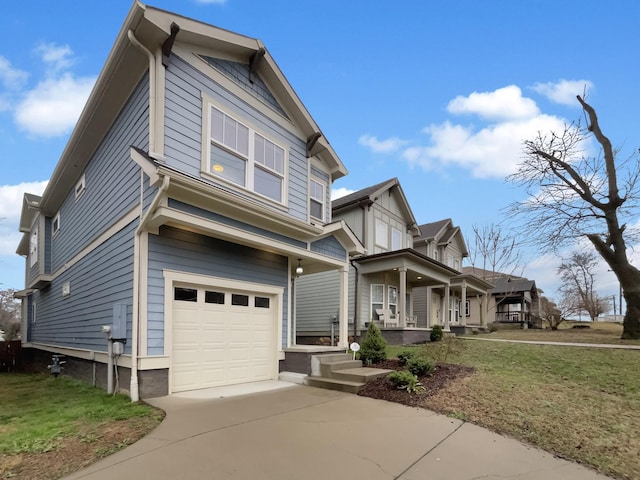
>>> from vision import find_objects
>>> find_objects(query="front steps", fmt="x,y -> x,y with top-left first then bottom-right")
304,353 -> 392,394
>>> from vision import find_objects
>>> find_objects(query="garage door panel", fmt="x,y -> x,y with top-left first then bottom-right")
172,284 -> 277,393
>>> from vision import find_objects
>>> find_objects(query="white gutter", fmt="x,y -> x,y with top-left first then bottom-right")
127,29 -> 161,159
131,174 -> 170,401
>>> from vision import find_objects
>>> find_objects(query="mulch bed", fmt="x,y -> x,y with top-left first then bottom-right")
357,359 -> 475,408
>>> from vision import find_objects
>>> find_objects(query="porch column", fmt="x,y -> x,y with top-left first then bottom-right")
460,280 -> 467,326
426,287 -> 432,328
338,266 -> 349,348
478,294 -> 486,327
399,267 -> 407,327
443,284 -> 450,331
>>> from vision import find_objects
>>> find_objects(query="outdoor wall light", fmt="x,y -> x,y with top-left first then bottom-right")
296,259 -> 303,275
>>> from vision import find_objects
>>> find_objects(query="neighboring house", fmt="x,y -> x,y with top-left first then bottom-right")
296,178 -> 492,344
15,3 -> 362,399
463,267 -> 540,328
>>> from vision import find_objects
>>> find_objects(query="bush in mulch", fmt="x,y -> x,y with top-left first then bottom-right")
358,359 -> 475,408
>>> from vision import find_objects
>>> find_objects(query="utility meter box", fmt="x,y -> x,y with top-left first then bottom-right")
112,304 -> 127,339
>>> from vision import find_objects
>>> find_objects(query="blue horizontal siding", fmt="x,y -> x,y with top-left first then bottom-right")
29,220 -> 136,353
163,54 -> 308,222
146,226 -> 289,355
310,235 -> 347,260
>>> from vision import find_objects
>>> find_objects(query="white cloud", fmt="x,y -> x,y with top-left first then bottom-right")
404,113 -> 567,178
358,134 -> 408,154
331,187 -> 355,200
0,181 -> 48,258
0,56 -> 29,90
447,85 -> 540,121
532,79 -> 594,106
14,73 -> 96,137
35,43 -> 74,73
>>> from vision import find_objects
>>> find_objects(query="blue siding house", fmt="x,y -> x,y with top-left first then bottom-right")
15,2 -> 362,400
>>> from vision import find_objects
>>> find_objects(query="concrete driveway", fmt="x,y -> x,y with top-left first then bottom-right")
64,382 -> 611,480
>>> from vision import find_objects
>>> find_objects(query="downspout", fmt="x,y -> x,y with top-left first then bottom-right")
127,30 -> 160,158
350,259 -> 359,342
131,174 -> 169,401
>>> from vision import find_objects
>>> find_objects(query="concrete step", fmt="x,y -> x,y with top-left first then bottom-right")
316,353 -> 353,364
305,376 -> 365,394
319,360 -> 363,377
331,367 -> 392,384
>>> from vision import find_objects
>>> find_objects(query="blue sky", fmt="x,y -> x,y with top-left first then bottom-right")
1,0 -> 638,312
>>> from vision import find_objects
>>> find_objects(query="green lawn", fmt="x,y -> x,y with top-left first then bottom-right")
474,321 -> 640,345
387,339 -> 640,480
0,374 -> 164,479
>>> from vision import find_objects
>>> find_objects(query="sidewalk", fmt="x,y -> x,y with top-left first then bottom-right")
63,383 -> 613,480
461,336 -> 640,349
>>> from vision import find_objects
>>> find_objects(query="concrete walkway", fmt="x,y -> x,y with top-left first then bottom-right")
64,383 -> 613,480
461,336 -> 640,349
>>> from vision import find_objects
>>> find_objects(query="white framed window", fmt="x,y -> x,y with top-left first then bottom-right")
309,178 -> 325,221
465,300 -> 470,317
448,255 -> 454,268
388,286 -> 398,316
433,249 -> 439,261
29,224 -> 38,267
391,227 -> 402,250
371,284 -> 384,320
375,219 -> 388,249
75,174 -> 86,199
52,212 -> 60,236
206,103 -> 287,203
454,258 -> 460,271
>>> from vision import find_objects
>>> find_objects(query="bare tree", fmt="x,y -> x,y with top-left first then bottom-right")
507,96 -> 640,339
468,223 -> 524,280
539,293 -> 577,330
557,251 -> 609,322
0,289 -> 21,341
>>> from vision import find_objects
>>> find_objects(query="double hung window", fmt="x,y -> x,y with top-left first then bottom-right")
208,105 -> 286,203
309,179 -> 325,220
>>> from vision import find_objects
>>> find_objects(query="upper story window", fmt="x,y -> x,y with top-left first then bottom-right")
454,258 -> 460,271
309,179 -> 325,221
375,219 -> 388,249
433,248 -> 439,262
52,212 -> 60,236
75,174 -> 86,200
29,224 -> 38,267
207,104 -> 287,204
391,227 -> 402,251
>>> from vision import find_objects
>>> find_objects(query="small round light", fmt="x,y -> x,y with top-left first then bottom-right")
213,164 -> 224,172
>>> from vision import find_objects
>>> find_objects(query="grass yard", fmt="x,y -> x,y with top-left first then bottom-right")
477,321 -> 640,345
0,374 -> 164,480
387,339 -> 640,480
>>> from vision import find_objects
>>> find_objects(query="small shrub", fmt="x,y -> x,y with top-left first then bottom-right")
488,322 -> 499,333
397,349 -> 418,364
387,370 -> 425,394
359,322 -> 387,364
406,356 -> 434,376
430,324 -> 444,342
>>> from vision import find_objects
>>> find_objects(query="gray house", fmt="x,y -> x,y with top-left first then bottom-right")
15,2 -> 362,399
296,178 -> 492,344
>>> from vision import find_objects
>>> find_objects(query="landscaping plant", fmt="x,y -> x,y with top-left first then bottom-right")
359,322 -> 387,364
387,370 -> 425,394
430,324 -> 444,342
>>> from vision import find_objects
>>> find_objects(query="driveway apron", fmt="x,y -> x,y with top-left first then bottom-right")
63,384 -> 612,480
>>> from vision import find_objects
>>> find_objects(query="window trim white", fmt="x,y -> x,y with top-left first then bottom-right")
375,219 -> 388,249
388,285 -> 398,316
391,227 -> 402,251
29,223 -> 38,267
52,212 -> 60,236
371,284 -> 384,320
75,174 -> 86,200
309,178 -> 325,221
201,95 -> 289,206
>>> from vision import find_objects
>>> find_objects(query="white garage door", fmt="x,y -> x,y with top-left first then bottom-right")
171,283 -> 277,393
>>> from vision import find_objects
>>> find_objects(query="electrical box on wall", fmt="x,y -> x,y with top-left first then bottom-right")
112,304 -> 127,339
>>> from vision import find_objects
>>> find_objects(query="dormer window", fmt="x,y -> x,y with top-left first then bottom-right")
205,101 -> 287,204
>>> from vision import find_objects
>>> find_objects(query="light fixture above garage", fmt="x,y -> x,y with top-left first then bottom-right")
296,259 -> 303,276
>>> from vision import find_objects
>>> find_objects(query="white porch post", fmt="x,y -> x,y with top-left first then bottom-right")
460,280 -> 467,327
399,267 -> 407,327
338,266 -> 349,348
426,287 -> 432,328
479,294 -> 486,327
443,284 -> 450,331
